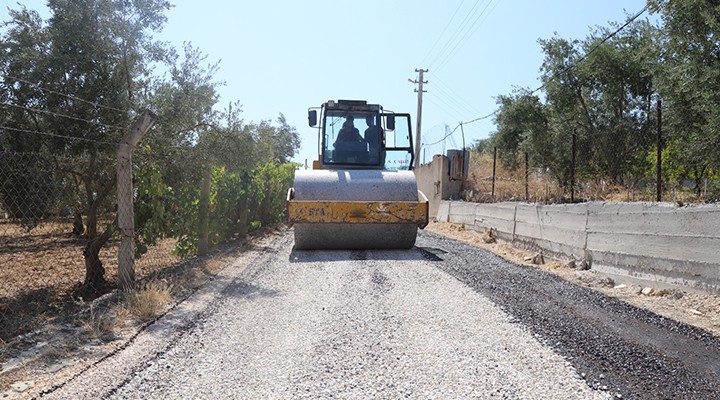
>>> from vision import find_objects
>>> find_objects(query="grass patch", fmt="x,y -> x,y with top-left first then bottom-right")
121,280 -> 173,323
80,304 -> 115,341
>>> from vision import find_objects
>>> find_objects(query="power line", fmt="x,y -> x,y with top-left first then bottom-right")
462,110 -> 496,125
436,5 -> 647,131
424,124 -> 461,146
426,93 -> 468,122
423,123 -> 450,137
423,110 -> 495,147
421,101 -> 462,145
419,0 -> 467,67
427,0 -> 488,70
1,102 -> 126,130
428,82 -> 477,118
531,5 -> 648,94
0,125 -> 120,145
421,3 -> 647,152
429,71 -> 485,116
2,74 -> 130,114
434,0 -> 501,73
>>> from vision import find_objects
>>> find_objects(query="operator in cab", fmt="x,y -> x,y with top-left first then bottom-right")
334,116 -> 364,145
333,116 -> 367,163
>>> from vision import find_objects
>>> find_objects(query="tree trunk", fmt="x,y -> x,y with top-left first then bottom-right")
238,207 -> 248,238
260,182 -> 271,226
694,165 -> 707,197
79,162 -> 117,297
78,222 -> 114,298
198,165 -> 211,255
83,174 -> 98,239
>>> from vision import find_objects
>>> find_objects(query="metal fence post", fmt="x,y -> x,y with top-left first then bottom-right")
117,110 -> 156,292
198,163 -> 211,256
525,151 -> 529,202
656,99 -> 662,202
492,146 -> 497,200
571,129 -> 576,203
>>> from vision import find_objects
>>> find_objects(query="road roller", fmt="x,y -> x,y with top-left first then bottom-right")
287,99 -> 429,250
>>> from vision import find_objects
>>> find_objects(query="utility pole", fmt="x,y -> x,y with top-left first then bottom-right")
408,68 -> 427,167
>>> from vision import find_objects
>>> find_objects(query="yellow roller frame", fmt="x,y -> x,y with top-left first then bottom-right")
287,190 -> 428,228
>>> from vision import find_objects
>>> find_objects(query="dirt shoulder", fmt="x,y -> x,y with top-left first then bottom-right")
425,222 -> 720,338
0,228 -> 284,399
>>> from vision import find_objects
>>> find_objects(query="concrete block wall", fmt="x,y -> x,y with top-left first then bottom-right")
437,201 -> 720,295
414,156 -> 445,220
414,155 -> 463,219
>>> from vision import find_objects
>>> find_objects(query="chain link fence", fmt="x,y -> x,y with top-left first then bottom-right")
0,150 -> 178,344
0,141 -> 294,345
460,142 -> 719,204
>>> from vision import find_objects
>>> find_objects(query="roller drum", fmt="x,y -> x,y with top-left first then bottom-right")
292,169 -> 420,250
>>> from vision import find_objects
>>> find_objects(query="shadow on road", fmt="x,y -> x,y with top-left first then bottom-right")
287,246 -> 445,263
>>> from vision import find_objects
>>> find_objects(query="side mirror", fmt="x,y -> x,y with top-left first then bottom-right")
308,110 -> 317,127
386,115 -> 395,131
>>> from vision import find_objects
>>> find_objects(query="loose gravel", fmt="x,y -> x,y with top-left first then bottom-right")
41,231 -> 608,399
37,228 -> 720,399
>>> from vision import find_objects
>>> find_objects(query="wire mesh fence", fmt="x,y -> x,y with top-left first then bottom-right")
0,142 -> 295,345
458,144 -> 718,205
0,151 -> 179,343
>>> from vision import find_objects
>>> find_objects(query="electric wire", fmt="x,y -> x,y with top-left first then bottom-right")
426,92 -> 469,123
530,5 -> 649,95
424,3 -> 649,151
423,124 -> 462,147
426,0 -> 486,70
462,110 -> 496,125
434,0 -> 501,73
429,71 -> 485,116
422,110 -> 495,149
2,74 -> 130,114
0,125 -> 120,145
427,0 -> 488,70
422,99 -> 470,140
419,0 -> 467,67
0,102 -> 126,130
421,123 -> 453,154
428,81 -> 477,118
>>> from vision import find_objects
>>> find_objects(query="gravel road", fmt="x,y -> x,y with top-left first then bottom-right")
39,229 -> 720,399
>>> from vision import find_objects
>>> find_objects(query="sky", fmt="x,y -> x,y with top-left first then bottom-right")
7,0 -> 653,166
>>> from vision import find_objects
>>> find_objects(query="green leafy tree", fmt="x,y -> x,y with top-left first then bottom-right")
579,20 -> 657,185
537,36 -> 592,190
247,113 -> 301,165
650,0 -> 720,193
1,0 -> 172,296
535,20 -> 657,191
487,3 -> 718,201
490,89 -> 549,170
132,40 -> 301,258
470,138 -> 492,154
0,7 -> 57,223
253,161 -> 297,227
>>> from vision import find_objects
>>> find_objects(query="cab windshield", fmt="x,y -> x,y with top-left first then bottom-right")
323,111 -> 382,166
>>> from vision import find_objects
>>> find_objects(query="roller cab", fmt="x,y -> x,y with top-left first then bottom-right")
288,100 -> 429,250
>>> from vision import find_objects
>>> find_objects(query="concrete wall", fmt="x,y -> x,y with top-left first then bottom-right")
414,155 -> 463,220
414,155 -> 444,220
437,201 -> 720,295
